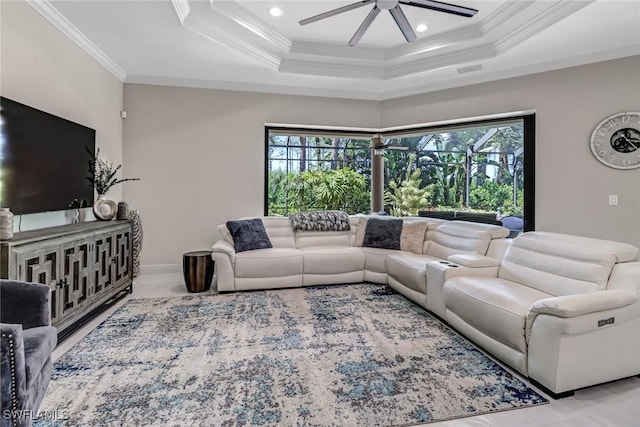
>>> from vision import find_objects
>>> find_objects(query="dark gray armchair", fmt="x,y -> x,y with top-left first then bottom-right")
1,280 -> 57,427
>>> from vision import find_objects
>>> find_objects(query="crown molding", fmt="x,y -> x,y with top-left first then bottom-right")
386,23 -> 483,61
209,1 -> 291,51
290,41 -> 386,61
124,74 -> 384,101
183,13 -> 281,70
481,0 -> 535,34
495,0 -> 593,53
25,0 -> 126,81
279,59 -> 384,79
384,45 -> 498,79
171,0 -> 191,25
379,45 -> 640,101
124,45 -> 638,102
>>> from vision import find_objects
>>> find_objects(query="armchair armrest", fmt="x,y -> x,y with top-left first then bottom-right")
1,323 -> 27,420
447,254 -> 501,268
0,281 -> 51,329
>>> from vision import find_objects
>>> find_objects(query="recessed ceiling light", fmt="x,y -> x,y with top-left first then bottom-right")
416,23 -> 428,32
268,7 -> 283,17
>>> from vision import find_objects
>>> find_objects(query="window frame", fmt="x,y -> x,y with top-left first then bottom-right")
264,113 -> 535,231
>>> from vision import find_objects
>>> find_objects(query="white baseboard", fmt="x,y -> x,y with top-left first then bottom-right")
140,264 -> 181,275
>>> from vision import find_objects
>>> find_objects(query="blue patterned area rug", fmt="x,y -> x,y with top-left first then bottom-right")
36,284 -> 546,426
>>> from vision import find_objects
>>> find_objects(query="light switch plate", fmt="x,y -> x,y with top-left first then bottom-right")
609,195 -> 619,206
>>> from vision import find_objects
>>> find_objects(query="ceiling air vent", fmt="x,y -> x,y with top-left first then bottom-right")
457,64 -> 483,74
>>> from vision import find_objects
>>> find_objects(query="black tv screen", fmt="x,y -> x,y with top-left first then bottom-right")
0,97 -> 96,215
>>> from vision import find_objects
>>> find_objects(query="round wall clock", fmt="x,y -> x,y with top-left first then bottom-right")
590,112 -> 640,170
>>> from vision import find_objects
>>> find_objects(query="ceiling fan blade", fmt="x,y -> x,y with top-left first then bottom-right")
400,0 -> 478,18
389,5 -> 417,43
299,0 -> 375,25
387,146 -> 410,151
349,6 -> 381,47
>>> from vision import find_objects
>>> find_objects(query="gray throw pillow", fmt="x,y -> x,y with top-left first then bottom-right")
362,218 -> 403,250
226,218 -> 273,253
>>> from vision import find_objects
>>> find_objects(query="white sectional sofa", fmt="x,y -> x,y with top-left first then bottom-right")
443,231 -> 640,397
211,214 -> 640,397
212,215 -> 508,292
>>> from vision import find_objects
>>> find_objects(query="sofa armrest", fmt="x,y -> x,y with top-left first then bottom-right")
525,290 -> 638,341
529,290 -> 637,319
212,240 -> 236,292
526,295 -> 640,394
447,254 -> 501,268
212,240 -> 236,263
1,323 -> 28,419
0,281 -> 51,329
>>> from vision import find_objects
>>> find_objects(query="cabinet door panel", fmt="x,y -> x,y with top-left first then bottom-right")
15,246 -> 60,324
60,240 -> 91,317
114,229 -> 132,287
92,234 -> 114,298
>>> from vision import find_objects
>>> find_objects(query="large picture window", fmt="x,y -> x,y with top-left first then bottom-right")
265,113 -> 534,232
265,129 -> 372,215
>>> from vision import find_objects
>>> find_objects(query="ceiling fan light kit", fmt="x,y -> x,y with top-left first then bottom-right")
299,0 -> 478,47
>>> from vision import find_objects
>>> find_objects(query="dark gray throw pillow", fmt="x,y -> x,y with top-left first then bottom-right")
362,217 -> 403,250
226,218 -> 273,253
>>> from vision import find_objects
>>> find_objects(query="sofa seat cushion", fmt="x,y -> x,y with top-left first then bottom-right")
22,326 -> 57,386
386,253 -> 441,294
235,248 -> 303,278
362,247 -> 402,274
444,277 -> 552,353
302,246 -> 365,274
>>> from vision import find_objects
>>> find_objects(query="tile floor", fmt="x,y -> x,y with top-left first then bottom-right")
52,272 -> 640,427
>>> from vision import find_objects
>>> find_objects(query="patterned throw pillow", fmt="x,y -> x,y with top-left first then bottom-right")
225,218 -> 273,253
362,218 -> 403,250
289,211 -> 351,232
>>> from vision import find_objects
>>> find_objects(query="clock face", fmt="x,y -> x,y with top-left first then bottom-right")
590,112 -> 640,170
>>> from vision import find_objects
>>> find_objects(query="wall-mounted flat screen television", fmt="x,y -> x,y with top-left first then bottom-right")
0,97 -> 96,215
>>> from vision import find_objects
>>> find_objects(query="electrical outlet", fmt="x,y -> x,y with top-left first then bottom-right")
609,195 -> 619,206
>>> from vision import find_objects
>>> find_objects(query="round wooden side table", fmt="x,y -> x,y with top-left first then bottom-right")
182,250 -> 214,293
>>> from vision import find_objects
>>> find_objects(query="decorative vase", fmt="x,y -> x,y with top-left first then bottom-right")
93,195 -> 117,221
0,208 -> 14,240
117,201 -> 130,220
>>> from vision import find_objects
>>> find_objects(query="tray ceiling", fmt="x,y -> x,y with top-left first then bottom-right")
36,0 -> 640,100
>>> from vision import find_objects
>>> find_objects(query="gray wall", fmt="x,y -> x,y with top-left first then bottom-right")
382,56 -> 640,248
1,0 -> 124,230
122,85 -> 381,267
125,57 -> 640,267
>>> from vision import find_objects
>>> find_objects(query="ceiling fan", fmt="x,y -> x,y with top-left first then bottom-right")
299,0 -> 478,47
371,134 -> 409,156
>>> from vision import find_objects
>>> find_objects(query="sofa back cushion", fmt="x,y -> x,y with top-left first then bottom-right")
257,217 -> 296,248
499,234 -> 617,295
295,231 -> 352,248
520,231 -> 639,263
426,221 -> 505,259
